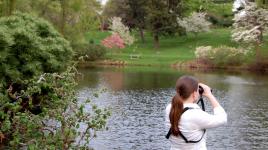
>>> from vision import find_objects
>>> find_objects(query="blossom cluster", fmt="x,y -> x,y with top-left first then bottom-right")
195,45 -> 249,65
177,12 -> 211,35
101,33 -> 125,49
232,2 -> 268,44
109,17 -> 135,45
195,45 -> 249,59
195,46 -> 213,59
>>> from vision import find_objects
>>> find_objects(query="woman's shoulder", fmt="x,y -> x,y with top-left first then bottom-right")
183,103 -> 200,109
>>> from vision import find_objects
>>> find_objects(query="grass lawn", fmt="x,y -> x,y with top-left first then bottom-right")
85,28 -> 268,66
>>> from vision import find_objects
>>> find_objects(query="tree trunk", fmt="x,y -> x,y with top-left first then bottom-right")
99,15 -> 104,32
40,1 -> 51,16
8,0 -> 16,15
255,42 -> 261,62
60,0 -> 67,36
1,0 -> 7,15
153,34 -> 159,49
255,28 -> 263,62
139,27 -> 145,43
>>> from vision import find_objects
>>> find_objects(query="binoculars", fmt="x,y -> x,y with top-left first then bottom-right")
198,85 -> 212,95
198,85 -> 204,95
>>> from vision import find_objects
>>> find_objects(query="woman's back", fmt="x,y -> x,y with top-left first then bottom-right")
165,102 -> 227,150
165,76 -> 227,150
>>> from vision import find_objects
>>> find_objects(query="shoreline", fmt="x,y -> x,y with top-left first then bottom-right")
78,59 -> 268,73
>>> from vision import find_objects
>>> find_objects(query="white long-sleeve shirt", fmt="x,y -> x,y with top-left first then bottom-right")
165,103 -> 227,150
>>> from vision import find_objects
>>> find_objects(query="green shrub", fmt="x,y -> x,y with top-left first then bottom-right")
195,45 -> 249,66
207,13 -> 233,27
74,43 -> 107,61
0,12 -> 74,115
0,13 -> 110,149
0,13 -> 73,87
0,67 -> 110,149
205,2 -> 234,27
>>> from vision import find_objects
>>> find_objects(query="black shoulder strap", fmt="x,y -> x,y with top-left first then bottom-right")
197,97 -> 205,111
183,107 -> 192,113
166,107 -> 206,143
179,129 -> 206,143
165,107 -> 193,139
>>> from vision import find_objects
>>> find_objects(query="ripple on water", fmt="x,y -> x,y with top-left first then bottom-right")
77,73 -> 268,150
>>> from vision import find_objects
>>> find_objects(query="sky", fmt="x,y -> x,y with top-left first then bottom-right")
99,0 -> 108,5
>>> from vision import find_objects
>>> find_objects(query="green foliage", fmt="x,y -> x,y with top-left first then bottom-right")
74,43 -> 107,61
206,3 -> 233,27
256,0 -> 268,8
0,0 -> 102,53
102,0 -> 129,23
0,66 -> 111,149
206,13 -> 233,27
146,0 -> 182,36
0,12 -> 73,86
61,0 -> 102,44
93,28 -> 240,66
183,0 -> 233,27
0,0 -> 16,16
126,0 -> 147,28
146,0 -> 184,48
210,46 -> 248,66
0,13 -> 110,149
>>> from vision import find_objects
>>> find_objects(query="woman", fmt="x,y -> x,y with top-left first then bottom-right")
165,76 -> 227,150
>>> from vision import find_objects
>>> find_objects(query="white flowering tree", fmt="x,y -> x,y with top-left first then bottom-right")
232,2 -> 268,60
232,0 -> 248,13
109,17 -> 135,46
177,12 -> 211,36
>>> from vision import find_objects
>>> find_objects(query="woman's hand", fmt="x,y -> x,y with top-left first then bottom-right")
199,83 -> 221,108
199,83 -> 213,98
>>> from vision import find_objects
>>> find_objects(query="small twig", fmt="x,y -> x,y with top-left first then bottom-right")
52,73 -> 64,79
42,128 -> 55,136
0,132 -> 5,143
77,125 -> 92,146
37,73 -> 46,83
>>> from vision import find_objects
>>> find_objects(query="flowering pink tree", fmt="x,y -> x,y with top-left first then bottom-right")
101,17 -> 135,53
109,17 -> 135,46
101,33 -> 125,49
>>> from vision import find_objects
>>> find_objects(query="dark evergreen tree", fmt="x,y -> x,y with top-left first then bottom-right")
126,0 -> 147,43
147,0 -> 183,48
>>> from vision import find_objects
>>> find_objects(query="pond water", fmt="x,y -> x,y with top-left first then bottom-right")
77,66 -> 268,150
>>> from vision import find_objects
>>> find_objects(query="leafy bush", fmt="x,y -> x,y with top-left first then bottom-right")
74,43 -> 107,61
0,66 -> 110,149
183,1 -> 233,27
101,33 -> 125,49
195,46 -> 213,59
0,12 -> 74,118
195,45 -> 249,66
206,13 -> 233,27
0,13 -> 73,87
0,13 -> 110,149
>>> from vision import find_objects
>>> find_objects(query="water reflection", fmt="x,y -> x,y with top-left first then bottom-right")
77,66 -> 186,90
77,66 -> 268,150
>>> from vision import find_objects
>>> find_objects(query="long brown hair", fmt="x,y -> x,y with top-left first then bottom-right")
169,76 -> 198,136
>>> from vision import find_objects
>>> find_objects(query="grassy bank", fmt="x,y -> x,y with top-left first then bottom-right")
85,28 -> 268,67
